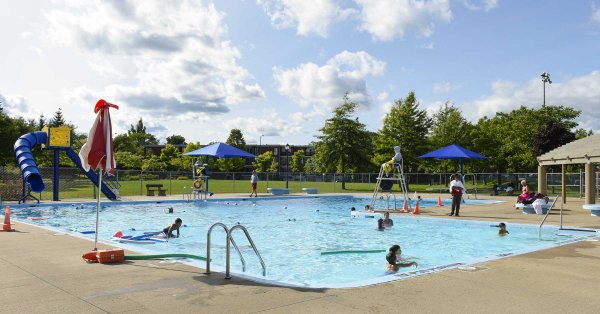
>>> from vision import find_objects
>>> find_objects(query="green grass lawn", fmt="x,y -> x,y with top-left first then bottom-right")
33,178 -> 586,201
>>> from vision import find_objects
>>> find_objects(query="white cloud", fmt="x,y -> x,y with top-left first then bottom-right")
44,0 -> 264,119
465,71 -> 600,132
223,110 -> 305,139
0,93 -> 38,118
355,0 -> 453,41
433,81 -> 462,93
592,3 -> 600,24
257,0 -> 356,37
463,0 -> 498,12
273,50 -> 385,108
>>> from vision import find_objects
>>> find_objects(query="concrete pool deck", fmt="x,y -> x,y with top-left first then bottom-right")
2,193 -> 600,313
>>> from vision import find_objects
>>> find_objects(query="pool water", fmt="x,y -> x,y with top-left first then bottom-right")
12,196 -> 597,288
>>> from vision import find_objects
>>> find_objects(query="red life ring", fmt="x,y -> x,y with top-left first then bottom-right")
193,180 -> 201,189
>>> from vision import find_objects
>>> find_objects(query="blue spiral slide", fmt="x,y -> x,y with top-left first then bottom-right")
14,131 -> 116,200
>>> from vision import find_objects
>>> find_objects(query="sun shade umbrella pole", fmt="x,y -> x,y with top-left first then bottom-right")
94,169 -> 102,251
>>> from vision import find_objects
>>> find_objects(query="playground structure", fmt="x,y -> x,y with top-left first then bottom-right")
13,126 -> 118,203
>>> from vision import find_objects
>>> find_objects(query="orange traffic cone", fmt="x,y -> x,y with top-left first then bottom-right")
2,206 -> 15,232
437,196 -> 443,206
412,201 -> 420,215
401,199 -> 408,213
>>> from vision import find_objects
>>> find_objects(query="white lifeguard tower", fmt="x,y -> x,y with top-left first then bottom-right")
370,146 -> 410,211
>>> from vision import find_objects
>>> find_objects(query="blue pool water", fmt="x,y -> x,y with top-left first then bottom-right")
11,196 -> 597,288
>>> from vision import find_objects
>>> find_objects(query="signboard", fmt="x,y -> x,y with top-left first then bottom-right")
48,126 -> 71,148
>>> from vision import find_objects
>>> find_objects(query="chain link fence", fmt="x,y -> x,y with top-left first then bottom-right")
1,166 -> 598,201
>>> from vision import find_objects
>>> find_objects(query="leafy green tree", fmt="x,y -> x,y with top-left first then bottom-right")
575,128 -> 593,139
226,128 -> 246,148
130,118 -> 147,134
373,91 -> 431,172
268,158 -> 279,173
37,114 -> 46,130
424,103 -> 474,173
114,151 -> 143,169
533,121 -> 576,156
166,135 -> 186,145
0,112 -> 36,165
303,157 -> 316,174
252,151 -> 274,173
181,142 -> 201,171
48,108 -> 66,127
160,144 -> 181,170
216,129 -> 247,172
290,150 -> 305,172
313,94 -> 372,189
471,105 -> 581,172
142,156 -> 166,171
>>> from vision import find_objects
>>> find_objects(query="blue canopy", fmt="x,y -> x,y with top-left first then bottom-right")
418,144 -> 487,180
182,142 -> 256,158
419,144 -> 487,160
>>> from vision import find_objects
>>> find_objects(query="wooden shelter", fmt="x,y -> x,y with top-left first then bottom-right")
537,134 -> 600,204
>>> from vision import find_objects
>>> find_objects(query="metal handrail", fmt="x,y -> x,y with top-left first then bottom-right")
229,224 -> 266,278
538,195 -> 560,239
205,223 -> 246,278
462,173 -> 477,199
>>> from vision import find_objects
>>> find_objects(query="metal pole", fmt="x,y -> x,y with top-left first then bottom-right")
94,169 -> 102,251
543,81 -> 546,106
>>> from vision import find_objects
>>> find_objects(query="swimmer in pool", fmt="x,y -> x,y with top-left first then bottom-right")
161,218 -> 182,238
377,218 -> 385,231
498,222 -> 509,236
382,212 -> 393,227
386,244 -> 417,272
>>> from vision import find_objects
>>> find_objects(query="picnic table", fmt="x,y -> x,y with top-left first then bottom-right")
146,183 -> 167,196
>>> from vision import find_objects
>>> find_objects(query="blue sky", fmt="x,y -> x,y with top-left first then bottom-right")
1,0 -> 600,146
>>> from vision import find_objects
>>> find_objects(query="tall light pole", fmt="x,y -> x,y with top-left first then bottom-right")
541,72 -> 552,106
259,134 -> 264,146
285,143 -> 290,189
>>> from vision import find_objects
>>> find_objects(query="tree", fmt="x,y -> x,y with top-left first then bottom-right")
290,150 -> 305,172
533,121 -> 576,156
216,129 -> 247,172
166,135 -> 186,145
373,91 -> 431,172
424,103 -> 474,173
142,156 -> 166,171
160,144 -> 181,171
37,114 -> 46,130
470,105 -> 581,172
129,118 -> 147,134
226,129 -> 246,148
114,151 -> 143,169
48,108 -> 66,127
181,142 -> 202,171
252,151 -> 274,173
312,94 -> 373,189
303,157 -> 316,174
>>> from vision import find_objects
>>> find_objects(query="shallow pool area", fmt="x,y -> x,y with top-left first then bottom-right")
11,196 -> 598,288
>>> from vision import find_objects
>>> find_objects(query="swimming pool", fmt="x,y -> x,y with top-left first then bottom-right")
11,196 -> 598,288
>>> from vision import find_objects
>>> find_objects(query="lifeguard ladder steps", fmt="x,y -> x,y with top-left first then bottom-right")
370,160 -> 410,211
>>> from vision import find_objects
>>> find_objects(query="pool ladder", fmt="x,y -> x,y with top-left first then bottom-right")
205,223 -> 266,279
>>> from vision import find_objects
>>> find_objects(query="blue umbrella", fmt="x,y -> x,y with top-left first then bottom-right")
183,142 -> 256,158
418,144 -> 487,180
182,142 -> 256,192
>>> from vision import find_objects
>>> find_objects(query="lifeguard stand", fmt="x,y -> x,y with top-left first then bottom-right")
370,149 -> 409,211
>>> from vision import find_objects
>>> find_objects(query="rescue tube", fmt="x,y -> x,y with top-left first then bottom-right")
321,249 -> 386,255
82,251 -> 98,262
193,179 -> 202,189
124,253 -> 207,261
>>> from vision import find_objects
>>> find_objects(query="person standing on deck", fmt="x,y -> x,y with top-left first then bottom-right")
449,174 -> 465,216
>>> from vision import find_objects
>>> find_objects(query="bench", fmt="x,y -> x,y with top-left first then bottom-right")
583,204 -> 600,216
302,188 -> 319,194
267,188 -> 289,195
146,184 -> 167,196
515,203 -> 552,215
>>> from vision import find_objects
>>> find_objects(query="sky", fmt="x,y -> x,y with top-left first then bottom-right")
1,0 -> 600,146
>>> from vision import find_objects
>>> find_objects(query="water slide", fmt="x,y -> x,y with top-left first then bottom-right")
14,131 -> 117,200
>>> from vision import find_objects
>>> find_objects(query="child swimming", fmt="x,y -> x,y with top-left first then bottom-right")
386,244 -> 417,272
161,218 -> 182,238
